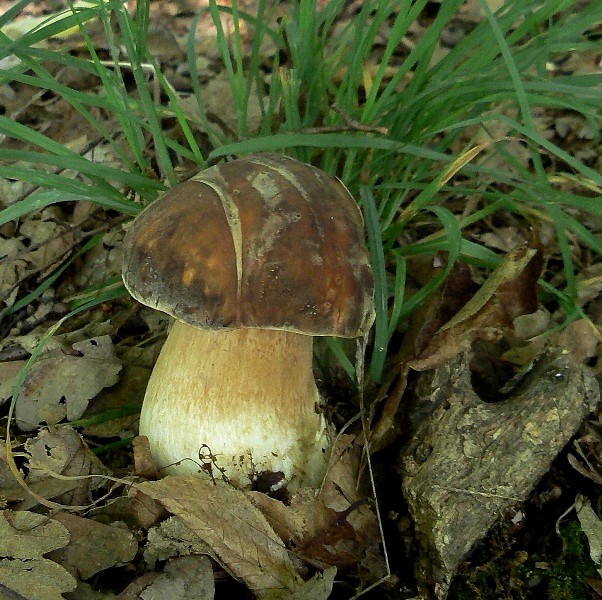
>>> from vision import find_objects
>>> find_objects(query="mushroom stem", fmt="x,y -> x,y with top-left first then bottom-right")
140,320 -> 332,489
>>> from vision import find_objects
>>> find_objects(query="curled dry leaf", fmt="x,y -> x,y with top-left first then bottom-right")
0,335 -> 122,431
250,434 -> 383,577
409,246 -> 541,371
576,496 -> 602,578
0,510 -> 76,600
132,474 -> 302,598
249,489 -> 357,568
143,517 -> 336,600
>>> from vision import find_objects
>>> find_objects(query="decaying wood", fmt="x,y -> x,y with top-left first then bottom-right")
399,349 -> 600,598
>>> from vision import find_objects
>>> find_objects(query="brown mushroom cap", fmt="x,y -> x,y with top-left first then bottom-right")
122,153 -> 375,337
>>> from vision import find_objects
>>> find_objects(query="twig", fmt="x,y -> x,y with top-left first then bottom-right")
350,335 -> 391,599
284,105 -> 389,136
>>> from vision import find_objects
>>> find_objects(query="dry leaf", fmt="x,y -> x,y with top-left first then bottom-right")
18,427 -> 107,510
0,557 -> 77,600
512,309 -> 551,341
115,573 -> 158,600
140,555 -> 214,600
133,435 -> 160,480
6,335 -> 122,431
0,237 -> 28,309
66,581 -> 118,600
250,435 -> 382,575
47,512 -> 138,580
558,318 -> 601,368
576,496 -> 602,577
82,365 -> 148,440
288,567 -> 337,600
410,246 -> 541,371
144,516 -> 210,569
0,510 -> 76,600
19,216 -> 77,278
133,474 -> 302,598
412,261 -> 480,358
0,510 -> 69,557
201,73 -> 265,134
249,489 -> 357,568
440,246 -> 539,332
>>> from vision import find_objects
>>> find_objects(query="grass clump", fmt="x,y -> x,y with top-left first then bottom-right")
1,0 -> 599,383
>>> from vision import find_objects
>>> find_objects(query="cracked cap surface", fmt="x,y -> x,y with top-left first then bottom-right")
122,153 -> 375,337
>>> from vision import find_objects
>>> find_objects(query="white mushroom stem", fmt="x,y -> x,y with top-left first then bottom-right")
140,320 -> 332,489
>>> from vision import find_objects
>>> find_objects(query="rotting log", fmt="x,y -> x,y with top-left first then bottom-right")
399,349 -> 600,598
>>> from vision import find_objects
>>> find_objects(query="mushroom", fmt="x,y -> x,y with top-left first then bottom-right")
122,153 -> 374,489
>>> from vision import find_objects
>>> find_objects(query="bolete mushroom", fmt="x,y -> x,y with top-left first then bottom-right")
122,153 -> 374,489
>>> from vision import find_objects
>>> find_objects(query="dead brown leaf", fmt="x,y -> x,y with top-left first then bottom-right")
132,435 -> 160,480
249,489 -> 357,568
410,246 -> 541,371
0,335 -> 122,431
139,555 -> 214,600
0,510 -> 76,600
47,512 -> 138,580
0,557 -> 77,600
132,474 -> 303,598
558,318 -> 601,369
17,427 -> 108,510
144,516 -> 211,570
81,364 -> 147,440
0,211 -> 79,311
412,261 -> 479,358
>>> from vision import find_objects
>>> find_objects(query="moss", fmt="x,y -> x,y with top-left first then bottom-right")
531,521 -> 598,600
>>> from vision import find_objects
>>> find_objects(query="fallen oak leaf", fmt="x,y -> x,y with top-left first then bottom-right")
19,426 -> 107,510
0,510 -> 76,600
6,427 -> 129,513
0,557 -> 77,600
0,510 -> 69,558
8,335 -> 122,431
144,516 -> 211,570
132,474 -> 303,598
46,512 -> 138,580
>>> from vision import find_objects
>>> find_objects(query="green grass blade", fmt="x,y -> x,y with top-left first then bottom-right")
362,186 -> 388,384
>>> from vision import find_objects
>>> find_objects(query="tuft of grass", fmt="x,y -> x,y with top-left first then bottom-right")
0,0 -> 599,391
